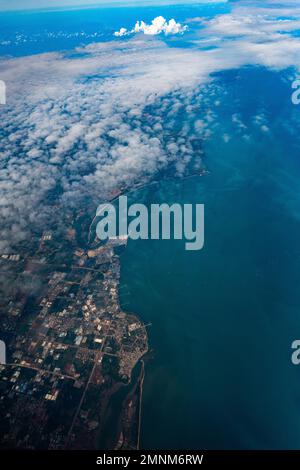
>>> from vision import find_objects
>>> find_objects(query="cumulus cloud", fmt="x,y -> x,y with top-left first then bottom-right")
2,0 -> 300,253
114,16 -> 188,37
0,39 -> 212,252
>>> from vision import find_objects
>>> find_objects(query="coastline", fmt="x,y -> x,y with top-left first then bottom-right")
137,360 -> 145,450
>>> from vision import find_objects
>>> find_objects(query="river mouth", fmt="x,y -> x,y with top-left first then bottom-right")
120,68 -> 300,449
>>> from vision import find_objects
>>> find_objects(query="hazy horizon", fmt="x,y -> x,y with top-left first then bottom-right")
0,0 -> 227,13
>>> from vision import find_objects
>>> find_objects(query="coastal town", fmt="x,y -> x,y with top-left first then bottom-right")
0,213 -> 148,449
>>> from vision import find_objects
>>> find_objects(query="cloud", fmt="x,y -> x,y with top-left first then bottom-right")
114,28 -> 129,38
190,3 -> 300,70
0,39 -> 214,252
114,16 -> 188,37
1,0 -> 300,252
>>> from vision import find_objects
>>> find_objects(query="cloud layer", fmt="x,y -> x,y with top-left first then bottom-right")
114,16 -> 188,37
1,1 -> 300,252
0,40 -> 211,251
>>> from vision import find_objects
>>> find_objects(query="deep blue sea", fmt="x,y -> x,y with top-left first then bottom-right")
2,3 -> 300,450
120,67 -> 300,449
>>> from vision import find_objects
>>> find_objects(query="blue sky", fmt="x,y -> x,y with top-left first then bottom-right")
0,0 -> 227,12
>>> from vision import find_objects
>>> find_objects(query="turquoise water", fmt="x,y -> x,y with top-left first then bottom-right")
120,69 -> 300,449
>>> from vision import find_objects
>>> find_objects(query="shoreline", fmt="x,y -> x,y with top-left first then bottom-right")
89,168 -> 210,449
137,359 -> 145,450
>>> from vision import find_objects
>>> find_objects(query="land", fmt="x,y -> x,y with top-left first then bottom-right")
0,211 -> 148,450
0,168 -> 208,449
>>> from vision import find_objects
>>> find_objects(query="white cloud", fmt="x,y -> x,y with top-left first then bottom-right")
2,0 -> 300,252
114,28 -> 128,38
114,16 -> 188,37
0,39 -> 214,251
190,3 -> 300,70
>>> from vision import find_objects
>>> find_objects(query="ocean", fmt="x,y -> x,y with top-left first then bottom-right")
120,67 -> 300,449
